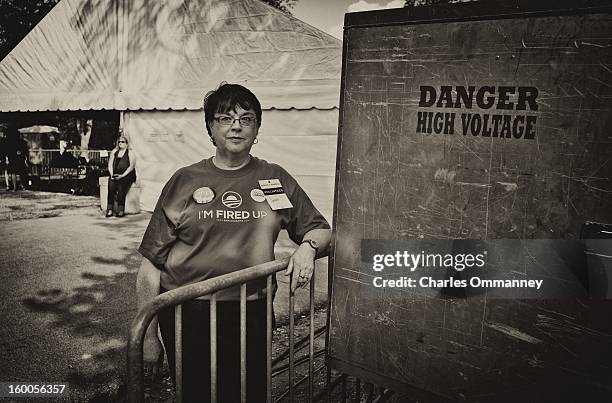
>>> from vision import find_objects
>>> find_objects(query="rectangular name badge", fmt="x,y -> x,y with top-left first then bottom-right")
258,179 -> 293,210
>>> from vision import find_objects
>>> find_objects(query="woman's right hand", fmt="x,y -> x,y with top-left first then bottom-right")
143,333 -> 164,380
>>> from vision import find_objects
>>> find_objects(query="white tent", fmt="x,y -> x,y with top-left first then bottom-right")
0,0 -> 341,217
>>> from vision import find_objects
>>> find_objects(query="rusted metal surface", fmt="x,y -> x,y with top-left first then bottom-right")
329,1 -> 612,401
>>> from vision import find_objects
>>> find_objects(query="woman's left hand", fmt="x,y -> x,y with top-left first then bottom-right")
285,244 -> 316,292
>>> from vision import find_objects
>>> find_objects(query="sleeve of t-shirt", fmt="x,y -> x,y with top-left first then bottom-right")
137,172 -> 186,266
279,168 -> 331,244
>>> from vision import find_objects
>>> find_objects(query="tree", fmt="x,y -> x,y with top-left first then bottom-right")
0,0 -> 60,60
262,0 -> 297,14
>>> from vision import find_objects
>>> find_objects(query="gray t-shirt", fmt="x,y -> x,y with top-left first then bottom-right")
138,156 -> 329,300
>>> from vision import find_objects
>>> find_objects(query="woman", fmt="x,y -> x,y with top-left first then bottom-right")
136,83 -> 331,402
50,139 -> 78,168
106,134 -> 137,217
0,130 -> 8,190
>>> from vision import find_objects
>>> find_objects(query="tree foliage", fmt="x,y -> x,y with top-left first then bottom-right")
0,0 -> 59,60
0,0 -> 296,60
262,0 -> 297,14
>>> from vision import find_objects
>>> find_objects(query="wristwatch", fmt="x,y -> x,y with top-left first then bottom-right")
301,239 -> 319,255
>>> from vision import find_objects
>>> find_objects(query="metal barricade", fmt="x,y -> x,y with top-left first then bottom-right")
28,149 -> 109,167
27,149 -> 108,190
127,257 -> 325,403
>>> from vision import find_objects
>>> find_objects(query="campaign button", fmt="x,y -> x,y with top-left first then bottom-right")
193,187 -> 215,204
250,189 -> 266,202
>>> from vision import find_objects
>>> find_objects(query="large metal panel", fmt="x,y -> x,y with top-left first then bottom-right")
328,1 -> 612,401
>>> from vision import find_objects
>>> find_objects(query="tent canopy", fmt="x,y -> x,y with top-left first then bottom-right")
0,0 -> 342,112
18,125 -> 59,134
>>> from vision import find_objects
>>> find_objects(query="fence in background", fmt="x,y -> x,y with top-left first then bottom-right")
28,149 -> 108,167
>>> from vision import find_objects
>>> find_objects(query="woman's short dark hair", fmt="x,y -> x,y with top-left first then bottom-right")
203,83 -> 262,145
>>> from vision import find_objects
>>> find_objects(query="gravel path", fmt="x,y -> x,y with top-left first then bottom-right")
0,189 -> 100,221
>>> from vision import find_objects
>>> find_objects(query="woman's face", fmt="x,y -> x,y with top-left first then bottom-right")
210,105 -> 259,157
118,138 -> 128,149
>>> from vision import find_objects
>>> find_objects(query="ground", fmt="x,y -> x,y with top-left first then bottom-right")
0,189 -> 100,221
0,189 -> 367,402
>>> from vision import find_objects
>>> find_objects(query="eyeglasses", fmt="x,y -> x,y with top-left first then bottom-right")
118,141 -> 127,143
214,115 -> 256,127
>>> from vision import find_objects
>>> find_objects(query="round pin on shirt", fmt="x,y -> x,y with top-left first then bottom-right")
193,187 -> 215,204
250,188 -> 266,202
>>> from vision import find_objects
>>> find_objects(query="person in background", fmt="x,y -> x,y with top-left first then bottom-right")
106,134 -> 137,217
4,125 -> 29,191
0,130 -> 8,190
136,83 -> 331,402
50,139 -> 79,168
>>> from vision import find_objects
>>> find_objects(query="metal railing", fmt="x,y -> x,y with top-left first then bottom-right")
127,257 -> 324,403
29,165 -> 86,180
28,149 -> 108,166
26,149 -> 109,182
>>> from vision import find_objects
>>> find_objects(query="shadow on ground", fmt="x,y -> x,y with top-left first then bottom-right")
22,236 -> 144,401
